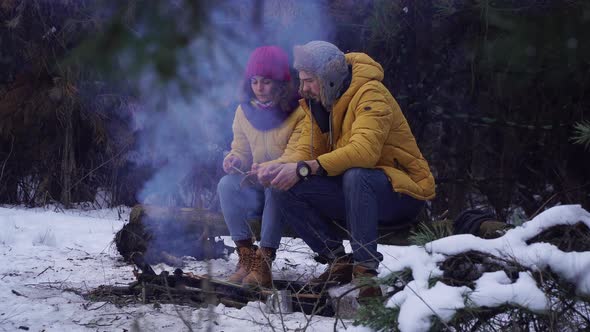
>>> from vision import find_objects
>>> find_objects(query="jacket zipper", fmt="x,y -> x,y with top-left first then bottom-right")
263,130 -> 271,161
309,99 -> 314,159
329,111 -> 333,151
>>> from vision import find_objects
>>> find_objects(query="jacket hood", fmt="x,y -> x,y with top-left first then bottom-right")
345,53 -> 384,94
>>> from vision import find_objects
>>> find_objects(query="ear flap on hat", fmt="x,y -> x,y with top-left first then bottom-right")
318,55 -> 348,109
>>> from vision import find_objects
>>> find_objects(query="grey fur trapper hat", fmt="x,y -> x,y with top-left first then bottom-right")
293,41 -> 349,110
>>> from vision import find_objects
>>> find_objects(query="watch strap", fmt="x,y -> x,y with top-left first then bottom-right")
316,159 -> 327,176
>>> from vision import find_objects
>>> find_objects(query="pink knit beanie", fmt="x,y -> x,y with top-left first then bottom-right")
244,46 -> 291,82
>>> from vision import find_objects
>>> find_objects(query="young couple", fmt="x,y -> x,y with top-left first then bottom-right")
218,41 -> 435,299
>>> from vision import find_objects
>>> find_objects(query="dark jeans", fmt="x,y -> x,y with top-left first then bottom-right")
269,168 -> 425,269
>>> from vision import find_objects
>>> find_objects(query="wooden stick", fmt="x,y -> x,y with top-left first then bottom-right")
231,165 -> 257,187
231,165 -> 246,175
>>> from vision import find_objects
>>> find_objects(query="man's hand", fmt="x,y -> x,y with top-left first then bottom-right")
270,162 -> 299,191
223,155 -> 242,174
256,163 -> 283,187
251,163 -> 260,173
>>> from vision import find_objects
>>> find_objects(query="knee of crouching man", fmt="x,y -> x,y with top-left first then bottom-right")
342,168 -> 371,190
267,187 -> 292,201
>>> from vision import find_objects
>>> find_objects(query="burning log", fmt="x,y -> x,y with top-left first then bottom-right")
130,252 -> 156,275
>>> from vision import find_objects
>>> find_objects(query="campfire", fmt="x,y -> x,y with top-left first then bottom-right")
87,252 -> 337,317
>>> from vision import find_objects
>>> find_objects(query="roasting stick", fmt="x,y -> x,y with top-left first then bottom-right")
231,165 -> 246,175
231,165 -> 257,186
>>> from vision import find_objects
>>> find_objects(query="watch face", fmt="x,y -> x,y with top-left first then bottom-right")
299,166 -> 309,177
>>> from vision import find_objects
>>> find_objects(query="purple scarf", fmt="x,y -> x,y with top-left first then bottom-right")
241,97 -> 299,131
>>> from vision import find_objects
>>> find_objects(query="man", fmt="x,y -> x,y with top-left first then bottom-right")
257,41 -> 435,298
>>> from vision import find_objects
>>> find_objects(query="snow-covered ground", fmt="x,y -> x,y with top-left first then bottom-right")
1,204 -> 589,332
0,205 -> 364,332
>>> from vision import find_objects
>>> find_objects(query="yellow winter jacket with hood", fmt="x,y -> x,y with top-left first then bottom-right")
277,53 -> 436,200
224,104 -> 306,171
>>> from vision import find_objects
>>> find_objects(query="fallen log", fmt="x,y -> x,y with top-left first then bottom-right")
115,205 -> 513,264
126,204 -> 420,245
115,205 -> 234,263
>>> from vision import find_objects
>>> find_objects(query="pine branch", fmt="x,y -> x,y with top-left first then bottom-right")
571,120 -> 590,150
409,221 -> 453,246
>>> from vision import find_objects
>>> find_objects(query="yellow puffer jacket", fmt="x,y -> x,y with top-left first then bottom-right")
279,53 -> 435,200
224,105 -> 306,171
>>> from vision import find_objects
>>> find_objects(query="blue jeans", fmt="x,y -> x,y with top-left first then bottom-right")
217,174 -> 283,249
269,168 -> 425,268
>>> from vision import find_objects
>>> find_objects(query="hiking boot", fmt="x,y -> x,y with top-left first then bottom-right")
242,247 -> 275,288
227,245 -> 258,284
352,264 -> 382,300
310,253 -> 353,285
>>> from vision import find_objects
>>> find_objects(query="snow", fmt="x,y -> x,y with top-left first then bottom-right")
396,281 -> 469,331
1,204 -> 589,332
427,205 -> 590,295
0,206 -> 351,331
380,245 -> 445,287
469,271 -> 549,312
388,204 -> 590,332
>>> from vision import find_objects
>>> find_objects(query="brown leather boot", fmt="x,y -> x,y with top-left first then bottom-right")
227,245 -> 258,284
242,247 -> 275,288
310,254 -> 353,285
352,264 -> 382,300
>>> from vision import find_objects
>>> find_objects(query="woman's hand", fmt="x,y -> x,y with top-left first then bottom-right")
223,155 -> 242,174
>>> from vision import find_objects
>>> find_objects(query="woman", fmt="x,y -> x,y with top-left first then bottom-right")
217,46 -> 305,288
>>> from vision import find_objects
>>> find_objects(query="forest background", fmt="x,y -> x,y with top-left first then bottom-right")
1,0 -> 589,223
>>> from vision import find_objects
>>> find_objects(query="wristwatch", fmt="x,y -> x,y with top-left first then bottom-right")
296,161 -> 312,180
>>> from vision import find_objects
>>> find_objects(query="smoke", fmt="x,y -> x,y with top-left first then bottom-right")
128,0 -> 334,208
